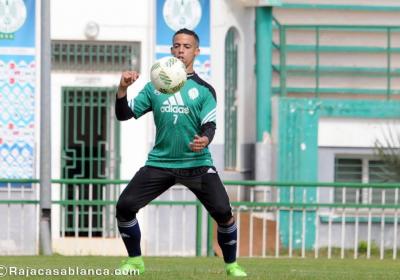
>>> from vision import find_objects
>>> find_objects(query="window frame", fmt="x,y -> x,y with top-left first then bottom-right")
332,154 -> 399,214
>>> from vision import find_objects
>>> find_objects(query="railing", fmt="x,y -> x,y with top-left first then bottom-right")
272,17 -> 400,99
1,179 -> 400,259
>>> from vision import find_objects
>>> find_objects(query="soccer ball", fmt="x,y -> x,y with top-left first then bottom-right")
150,56 -> 187,94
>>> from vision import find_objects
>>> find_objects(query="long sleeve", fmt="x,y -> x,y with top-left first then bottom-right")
115,94 -> 134,121
201,121 -> 216,145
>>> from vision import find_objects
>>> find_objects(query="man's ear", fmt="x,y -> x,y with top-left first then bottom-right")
170,47 -> 173,55
195,47 -> 200,56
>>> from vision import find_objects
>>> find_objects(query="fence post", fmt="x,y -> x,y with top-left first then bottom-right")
196,202 -> 203,256
207,214 -> 214,256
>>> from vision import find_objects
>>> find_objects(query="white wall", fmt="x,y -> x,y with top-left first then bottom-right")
49,0 -> 156,241
50,0 -> 156,181
51,0 -> 153,42
211,0 -> 256,171
319,118 -> 400,148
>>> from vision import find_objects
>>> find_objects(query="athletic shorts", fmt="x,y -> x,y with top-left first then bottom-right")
116,165 -> 233,224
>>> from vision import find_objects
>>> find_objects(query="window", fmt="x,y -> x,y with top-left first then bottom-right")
52,40 -> 140,72
334,157 -> 397,204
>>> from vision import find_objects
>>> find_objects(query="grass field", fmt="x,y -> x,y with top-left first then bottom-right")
0,256 -> 399,279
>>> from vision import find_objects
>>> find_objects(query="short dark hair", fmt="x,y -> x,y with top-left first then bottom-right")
173,28 -> 200,47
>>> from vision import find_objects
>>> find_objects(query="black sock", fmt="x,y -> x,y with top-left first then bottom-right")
217,222 -> 237,263
117,218 -> 141,257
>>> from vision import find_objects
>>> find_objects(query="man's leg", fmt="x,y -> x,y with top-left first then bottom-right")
182,168 -> 247,277
116,166 -> 174,273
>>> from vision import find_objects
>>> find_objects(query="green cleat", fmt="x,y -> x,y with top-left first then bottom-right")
226,262 -> 247,277
117,256 -> 145,275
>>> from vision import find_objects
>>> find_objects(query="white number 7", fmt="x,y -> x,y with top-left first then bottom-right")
173,114 -> 178,124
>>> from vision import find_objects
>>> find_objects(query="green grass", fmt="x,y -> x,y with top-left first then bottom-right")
0,256 -> 399,279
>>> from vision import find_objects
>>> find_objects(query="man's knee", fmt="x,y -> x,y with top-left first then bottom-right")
116,195 -> 138,222
218,216 -> 235,226
211,205 -> 233,225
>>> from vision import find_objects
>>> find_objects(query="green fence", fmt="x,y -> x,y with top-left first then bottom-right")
272,17 -> 400,98
1,179 -> 400,259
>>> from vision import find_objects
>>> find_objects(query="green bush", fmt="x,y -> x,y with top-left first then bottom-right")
358,240 -> 379,255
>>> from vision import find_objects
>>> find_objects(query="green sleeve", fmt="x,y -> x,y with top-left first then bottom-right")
200,92 -> 216,126
128,83 -> 153,119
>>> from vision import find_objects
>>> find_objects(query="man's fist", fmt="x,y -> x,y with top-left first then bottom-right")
117,71 -> 139,98
120,71 -> 139,88
189,135 -> 210,152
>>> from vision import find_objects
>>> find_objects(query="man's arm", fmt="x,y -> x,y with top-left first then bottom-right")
201,121 -> 216,144
115,71 -> 139,121
189,121 -> 216,152
115,92 -> 134,121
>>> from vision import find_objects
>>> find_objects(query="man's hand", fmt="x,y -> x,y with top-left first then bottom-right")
117,71 -> 139,98
189,135 -> 209,152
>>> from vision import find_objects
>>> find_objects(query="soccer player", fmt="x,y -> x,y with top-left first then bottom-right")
115,28 -> 247,277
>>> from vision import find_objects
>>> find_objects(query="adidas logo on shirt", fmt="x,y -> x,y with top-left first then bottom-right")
160,92 -> 190,114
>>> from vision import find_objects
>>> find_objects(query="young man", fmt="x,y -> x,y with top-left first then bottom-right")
115,28 -> 247,277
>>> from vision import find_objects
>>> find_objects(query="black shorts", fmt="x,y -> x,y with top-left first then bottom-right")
116,166 -> 233,224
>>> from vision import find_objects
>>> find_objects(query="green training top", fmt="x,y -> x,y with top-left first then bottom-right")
128,73 -> 217,168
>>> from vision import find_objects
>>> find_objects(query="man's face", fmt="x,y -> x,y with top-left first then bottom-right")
171,33 -> 200,71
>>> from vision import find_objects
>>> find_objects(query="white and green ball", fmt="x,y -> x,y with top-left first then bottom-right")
150,56 -> 187,94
